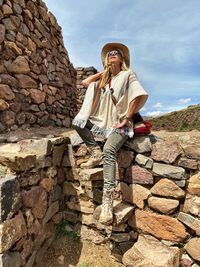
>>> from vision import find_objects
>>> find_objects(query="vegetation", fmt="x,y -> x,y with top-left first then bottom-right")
55,219 -> 80,240
150,104 -> 200,131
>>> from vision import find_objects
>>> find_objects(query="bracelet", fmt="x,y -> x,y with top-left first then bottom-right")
124,116 -> 132,121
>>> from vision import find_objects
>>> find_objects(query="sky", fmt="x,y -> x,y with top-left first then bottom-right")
44,0 -> 200,117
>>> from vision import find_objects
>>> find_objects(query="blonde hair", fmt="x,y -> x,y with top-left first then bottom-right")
91,51 -> 129,113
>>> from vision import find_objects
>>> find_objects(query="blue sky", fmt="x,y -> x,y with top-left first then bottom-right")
44,0 -> 200,117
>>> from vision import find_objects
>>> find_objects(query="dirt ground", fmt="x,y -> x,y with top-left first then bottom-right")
40,235 -> 124,267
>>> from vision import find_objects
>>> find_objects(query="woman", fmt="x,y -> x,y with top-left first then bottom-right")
72,43 -> 148,225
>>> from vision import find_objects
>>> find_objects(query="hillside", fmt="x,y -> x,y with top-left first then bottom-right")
150,104 -> 200,131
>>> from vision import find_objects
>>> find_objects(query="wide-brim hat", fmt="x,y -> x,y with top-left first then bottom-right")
101,42 -> 130,68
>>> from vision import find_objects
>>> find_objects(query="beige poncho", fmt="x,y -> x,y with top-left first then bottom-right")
72,69 -> 148,138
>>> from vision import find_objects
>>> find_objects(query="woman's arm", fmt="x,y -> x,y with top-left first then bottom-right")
113,96 -> 143,128
82,71 -> 103,87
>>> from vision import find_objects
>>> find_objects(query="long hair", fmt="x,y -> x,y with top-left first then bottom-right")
91,51 -> 129,113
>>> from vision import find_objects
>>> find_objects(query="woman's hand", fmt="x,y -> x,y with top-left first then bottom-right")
112,118 -> 132,129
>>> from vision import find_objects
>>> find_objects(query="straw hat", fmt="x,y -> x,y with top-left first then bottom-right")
101,42 -> 130,68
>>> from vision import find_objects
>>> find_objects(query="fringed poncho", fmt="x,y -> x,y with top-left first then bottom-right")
72,69 -> 148,138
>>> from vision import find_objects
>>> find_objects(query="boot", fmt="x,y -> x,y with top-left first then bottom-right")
99,189 -> 113,225
80,145 -> 103,168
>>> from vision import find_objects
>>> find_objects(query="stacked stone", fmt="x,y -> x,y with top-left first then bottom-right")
0,0 -> 77,132
64,132 -> 200,267
0,135 -> 73,267
75,67 -> 97,111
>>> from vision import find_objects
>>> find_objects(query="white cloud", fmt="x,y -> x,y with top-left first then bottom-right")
145,111 -> 162,117
153,102 -> 162,108
177,98 -> 191,105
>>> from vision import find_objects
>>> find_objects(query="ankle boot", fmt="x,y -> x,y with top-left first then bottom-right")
80,145 -> 103,168
99,189 -> 113,225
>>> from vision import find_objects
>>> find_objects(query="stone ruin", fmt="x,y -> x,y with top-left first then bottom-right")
0,0 -> 77,132
0,1 -> 200,267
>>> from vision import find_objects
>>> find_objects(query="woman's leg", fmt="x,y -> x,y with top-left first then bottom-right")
73,120 -> 103,168
99,132 -> 128,225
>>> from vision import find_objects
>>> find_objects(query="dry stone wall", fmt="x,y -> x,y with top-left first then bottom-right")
64,132 -> 200,267
76,67 -> 97,111
0,135 -> 73,267
0,0 -> 77,132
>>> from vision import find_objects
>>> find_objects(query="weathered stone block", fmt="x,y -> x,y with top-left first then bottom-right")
153,163 -> 185,180
6,56 -> 30,74
151,178 -> 185,199
43,201 -> 59,224
135,154 -> 153,169
188,172 -> 200,196
0,252 -> 22,267
0,211 -> 27,252
113,202 -> 134,225
178,157 -> 198,170
52,144 -> 66,166
178,212 -> 200,235
185,237 -> 200,261
0,175 -> 21,222
117,149 -> 134,168
183,194 -> 200,217
130,209 -> 188,242
125,165 -> 153,184
0,85 -> 15,100
148,196 -> 179,214
151,141 -> 181,163
125,136 -> 152,153
79,168 -> 103,181
184,145 -> 200,159
122,235 -> 180,267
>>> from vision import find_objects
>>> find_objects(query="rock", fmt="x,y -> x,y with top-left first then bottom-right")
6,56 -> 30,74
22,187 -> 47,219
40,178 -> 54,192
29,89 -> 46,104
0,24 -> 5,44
113,202 -> 134,225
178,157 -> 198,170
151,178 -> 185,199
43,201 -> 59,224
135,154 -> 153,169
122,235 -> 180,267
4,41 -> 22,55
0,144 -> 36,172
183,194 -> 200,217
125,165 -> 153,184
180,253 -> 194,267
110,233 -> 130,243
187,172 -> 200,196
1,110 -> 16,126
0,84 -> 15,100
0,211 -> 27,253
117,149 -> 134,168
185,237 -> 200,261
148,196 -> 179,214
184,145 -> 200,159
151,141 -> 181,163
0,252 -> 22,267
125,136 -> 152,153
178,212 -> 200,235
79,168 -> 103,181
153,163 -> 185,180
62,144 -> 76,167
128,184 -> 150,208
0,175 -> 21,222
0,99 -> 9,111
66,197 -> 95,214
130,209 -> 188,242
16,74 -> 37,88
2,4 -> 13,15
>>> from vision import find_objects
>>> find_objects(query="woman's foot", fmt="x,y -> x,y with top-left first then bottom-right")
80,145 -> 103,168
99,190 -> 113,225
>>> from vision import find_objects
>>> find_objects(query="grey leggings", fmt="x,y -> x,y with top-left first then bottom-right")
73,120 -> 128,191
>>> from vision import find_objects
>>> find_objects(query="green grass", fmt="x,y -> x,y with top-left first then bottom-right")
79,262 -> 92,267
55,219 -> 80,240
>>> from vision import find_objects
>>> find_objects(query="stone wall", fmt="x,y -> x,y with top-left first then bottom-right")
75,67 -> 97,111
0,135 -> 74,267
0,0 -> 77,132
64,132 -> 200,267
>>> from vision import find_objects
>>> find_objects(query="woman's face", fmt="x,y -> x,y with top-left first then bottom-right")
107,50 -> 123,66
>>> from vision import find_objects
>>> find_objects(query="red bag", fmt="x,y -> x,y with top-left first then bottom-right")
132,113 -> 152,135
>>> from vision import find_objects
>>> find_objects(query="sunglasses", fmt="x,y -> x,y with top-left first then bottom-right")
107,50 -> 121,57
